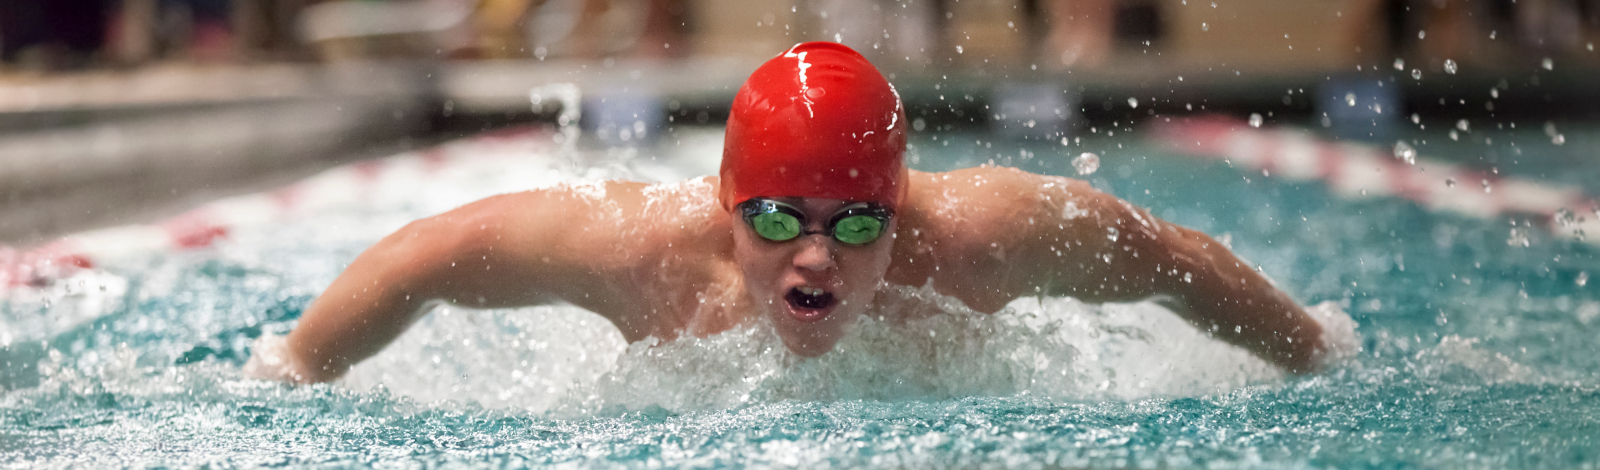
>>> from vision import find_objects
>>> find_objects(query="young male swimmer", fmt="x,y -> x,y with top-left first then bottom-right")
246,42 -> 1355,384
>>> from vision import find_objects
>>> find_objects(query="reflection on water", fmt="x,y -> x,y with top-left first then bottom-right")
3,124 -> 1599,468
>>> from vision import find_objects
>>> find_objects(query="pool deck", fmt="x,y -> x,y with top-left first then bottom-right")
1,59 -> 1596,246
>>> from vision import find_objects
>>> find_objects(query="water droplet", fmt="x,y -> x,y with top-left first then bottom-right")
1201,22 -> 1209,32
1393,58 -> 1405,70
1456,119 -> 1470,132
1443,59 -> 1458,74
1411,113 -> 1421,124
1579,271 -> 1590,287
1183,272 -> 1194,283
1073,152 -> 1100,175
1507,227 -> 1530,247
955,45 -> 964,54
1445,178 -> 1456,188
1449,130 -> 1460,141
1106,227 -> 1120,242
1127,97 -> 1139,108
1490,88 -> 1500,99
1411,69 -> 1423,80
1481,179 -> 1492,193
1553,134 -> 1566,145
1248,113 -> 1263,128
1345,92 -> 1357,106
1556,208 -> 1578,228
1393,141 -> 1417,164
1418,30 -> 1426,39
1542,57 -> 1553,70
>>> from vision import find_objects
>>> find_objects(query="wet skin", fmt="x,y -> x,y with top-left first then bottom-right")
246,166 -> 1330,384
731,197 -> 897,357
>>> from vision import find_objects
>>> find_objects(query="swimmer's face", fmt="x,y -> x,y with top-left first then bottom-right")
731,197 -> 896,356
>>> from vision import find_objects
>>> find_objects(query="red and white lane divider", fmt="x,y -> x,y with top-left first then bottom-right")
1153,116 -> 1600,246
1,126 -> 556,290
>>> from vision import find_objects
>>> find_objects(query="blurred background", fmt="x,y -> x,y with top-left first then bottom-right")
1,0 -> 1597,245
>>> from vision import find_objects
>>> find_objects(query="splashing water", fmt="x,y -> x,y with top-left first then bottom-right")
5,126 -> 1600,468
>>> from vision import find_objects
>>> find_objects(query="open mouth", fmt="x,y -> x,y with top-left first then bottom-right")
784,286 -> 836,321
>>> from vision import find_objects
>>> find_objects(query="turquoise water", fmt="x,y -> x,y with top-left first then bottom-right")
3,122 -> 1598,468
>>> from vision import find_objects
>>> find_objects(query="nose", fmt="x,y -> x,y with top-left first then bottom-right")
791,235 -> 837,272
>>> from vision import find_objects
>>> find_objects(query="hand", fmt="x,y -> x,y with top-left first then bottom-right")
241,334 -> 311,384
1305,300 -> 1360,370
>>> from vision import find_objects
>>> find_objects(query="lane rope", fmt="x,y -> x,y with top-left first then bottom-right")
1153,116 -> 1600,247
2,127 -> 555,289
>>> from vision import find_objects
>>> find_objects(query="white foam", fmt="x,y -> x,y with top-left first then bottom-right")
339,281 -> 1284,415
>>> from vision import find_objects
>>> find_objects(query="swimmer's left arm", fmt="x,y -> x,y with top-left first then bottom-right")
910,168 -> 1346,373
1024,177 -> 1339,373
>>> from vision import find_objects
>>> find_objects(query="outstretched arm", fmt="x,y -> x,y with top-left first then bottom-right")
1031,177 -> 1342,372
245,187 -> 640,383
895,168 -> 1350,373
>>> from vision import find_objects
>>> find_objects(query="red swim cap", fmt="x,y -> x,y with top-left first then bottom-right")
719,42 -> 908,211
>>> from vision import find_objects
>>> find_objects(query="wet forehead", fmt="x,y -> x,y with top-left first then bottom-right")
762,196 -> 857,216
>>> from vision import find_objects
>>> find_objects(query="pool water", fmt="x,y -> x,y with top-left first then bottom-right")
2,121 -> 1598,469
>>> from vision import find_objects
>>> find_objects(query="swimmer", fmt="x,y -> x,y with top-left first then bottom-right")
245,42 -> 1355,384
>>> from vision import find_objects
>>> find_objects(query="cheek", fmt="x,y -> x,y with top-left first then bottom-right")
732,232 -> 781,296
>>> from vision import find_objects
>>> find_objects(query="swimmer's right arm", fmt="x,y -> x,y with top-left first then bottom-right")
245,186 -> 641,383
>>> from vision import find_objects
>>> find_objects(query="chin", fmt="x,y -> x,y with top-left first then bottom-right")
777,330 -> 842,357
770,301 -> 864,357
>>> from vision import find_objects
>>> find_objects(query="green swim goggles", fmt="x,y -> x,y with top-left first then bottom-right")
737,199 -> 894,245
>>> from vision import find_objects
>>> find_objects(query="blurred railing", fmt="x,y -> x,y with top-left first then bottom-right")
2,0 -> 1594,75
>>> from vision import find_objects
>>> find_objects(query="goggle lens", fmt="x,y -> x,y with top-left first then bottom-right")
750,211 -> 802,241
832,215 -> 884,245
739,199 -> 892,245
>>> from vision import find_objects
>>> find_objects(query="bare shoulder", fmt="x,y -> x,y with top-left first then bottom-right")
888,167 -> 1154,311
427,177 -> 730,272
900,167 -> 1111,243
